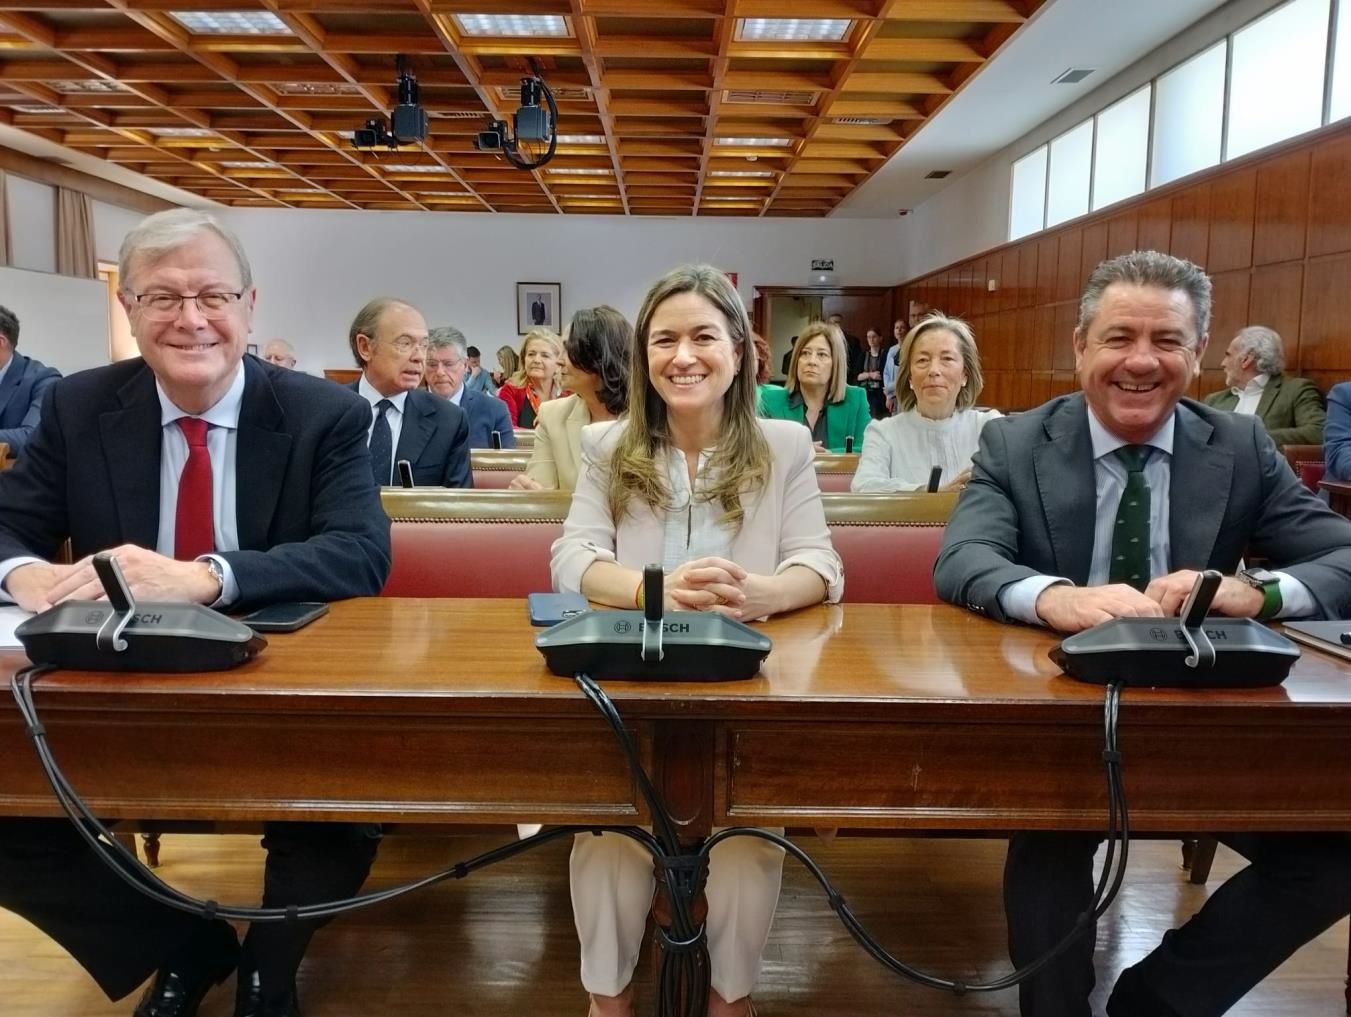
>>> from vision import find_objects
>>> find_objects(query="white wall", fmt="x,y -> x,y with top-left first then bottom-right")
0,265 -> 111,374
894,0 -> 1286,283
202,209 -> 906,375
92,199 -> 149,265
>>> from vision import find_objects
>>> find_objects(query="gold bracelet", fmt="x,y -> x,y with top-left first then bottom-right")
635,576 -> 645,610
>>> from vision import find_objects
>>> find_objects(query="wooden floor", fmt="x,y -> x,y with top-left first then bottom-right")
0,832 -> 1346,1016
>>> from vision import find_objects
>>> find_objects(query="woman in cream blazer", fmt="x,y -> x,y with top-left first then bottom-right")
512,305 -> 632,492
550,265 -> 842,1017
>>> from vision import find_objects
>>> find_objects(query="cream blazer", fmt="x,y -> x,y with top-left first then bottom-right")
551,417 -> 844,602
524,393 -> 591,491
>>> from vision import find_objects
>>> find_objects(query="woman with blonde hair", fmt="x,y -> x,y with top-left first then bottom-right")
496,329 -> 562,427
551,264 -> 843,1017
759,320 -> 871,452
852,312 -> 1000,492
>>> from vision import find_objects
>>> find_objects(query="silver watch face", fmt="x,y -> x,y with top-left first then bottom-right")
1244,568 -> 1278,586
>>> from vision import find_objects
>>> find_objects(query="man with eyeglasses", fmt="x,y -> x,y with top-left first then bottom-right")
346,297 -> 472,487
0,208 -> 390,1017
425,327 -> 515,449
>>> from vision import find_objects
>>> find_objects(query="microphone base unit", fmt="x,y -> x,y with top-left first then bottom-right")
536,610 -> 771,682
1050,616 -> 1299,688
17,602 -> 267,672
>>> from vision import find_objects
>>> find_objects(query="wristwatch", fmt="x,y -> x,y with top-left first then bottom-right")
1238,567 -> 1282,621
200,556 -> 226,603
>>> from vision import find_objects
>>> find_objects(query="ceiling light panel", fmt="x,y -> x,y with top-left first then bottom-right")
736,18 -> 852,42
273,82 -> 362,95
380,164 -> 447,172
556,134 -> 606,144
708,170 -> 774,177
547,167 -> 613,175
220,160 -> 273,168
170,11 -> 292,35
149,127 -> 218,137
715,136 -> 794,147
52,79 -> 127,93
454,14 -> 570,37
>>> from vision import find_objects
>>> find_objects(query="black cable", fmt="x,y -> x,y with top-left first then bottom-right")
503,70 -> 558,171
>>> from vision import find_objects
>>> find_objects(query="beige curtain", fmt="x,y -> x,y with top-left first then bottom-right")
56,186 -> 95,278
0,170 -> 10,267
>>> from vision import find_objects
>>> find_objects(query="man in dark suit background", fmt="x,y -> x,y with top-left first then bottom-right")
347,297 -> 472,487
425,327 -> 515,449
935,250 -> 1351,1017
0,209 -> 391,1017
1202,325 -> 1325,447
530,295 -> 546,326
0,303 -> 60,458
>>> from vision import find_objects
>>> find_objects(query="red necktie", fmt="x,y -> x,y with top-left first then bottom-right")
174,417 -> 215,560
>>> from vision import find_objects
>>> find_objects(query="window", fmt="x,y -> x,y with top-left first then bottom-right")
1092,85 -> 1150,210
1151,42 -> 1226,187
1046,120 -> 1093,227
1227,0 -> 1329,159
1009,146 -> 1048,240
1331,0 -> 1351,120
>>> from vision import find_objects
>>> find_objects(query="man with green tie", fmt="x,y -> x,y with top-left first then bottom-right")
935,250 -> 1351,1017
1202,325 -> 1325,447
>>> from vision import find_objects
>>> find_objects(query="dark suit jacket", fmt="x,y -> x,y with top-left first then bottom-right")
934,393 -> 1351,622
1202,373 -> 1326,447
0,352 -> 60,457
1326,381 -> 1351,481
458,387 -> 515,449
0,355 -> 390,611
349,381 -> 472,487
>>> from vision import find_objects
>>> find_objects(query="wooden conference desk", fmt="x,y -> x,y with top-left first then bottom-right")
0,599 -> 1349,837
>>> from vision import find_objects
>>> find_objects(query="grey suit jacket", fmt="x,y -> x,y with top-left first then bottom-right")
934,393 -> 1351,622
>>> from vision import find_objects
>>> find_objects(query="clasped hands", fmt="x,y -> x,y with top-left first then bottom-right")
4,545 -> 221,614
1034,569 -> 1265,634
662,556 -> 774,622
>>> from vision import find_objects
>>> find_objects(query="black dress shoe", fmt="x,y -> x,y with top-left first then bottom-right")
233,958 -> 300,1017
132,924 -> 238,1017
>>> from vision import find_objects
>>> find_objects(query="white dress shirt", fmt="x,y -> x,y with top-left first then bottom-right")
357,374 -> 408,480
852,408 -> 1002,493
998,406 -> 1313,625
0,363 -> 245,606
1233,373 -> 1270,415
445,384 -> 464,407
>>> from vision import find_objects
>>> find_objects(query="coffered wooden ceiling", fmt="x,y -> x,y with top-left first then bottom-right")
0,0 -> 1044,215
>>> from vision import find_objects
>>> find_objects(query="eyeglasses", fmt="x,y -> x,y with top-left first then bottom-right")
375,335 -> 430,354
134,291 -> 244,320
426,358 -> 464,372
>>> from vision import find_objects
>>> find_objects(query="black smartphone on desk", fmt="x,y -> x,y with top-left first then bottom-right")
527,593 -> 588,627
240,602 -> 329,633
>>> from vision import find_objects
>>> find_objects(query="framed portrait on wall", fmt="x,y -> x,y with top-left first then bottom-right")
517,282 -> 562,334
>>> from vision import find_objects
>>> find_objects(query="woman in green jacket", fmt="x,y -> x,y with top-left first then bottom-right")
759,320 -> 872,452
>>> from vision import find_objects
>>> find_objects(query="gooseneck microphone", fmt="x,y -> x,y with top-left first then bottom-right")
642,564 -> 664,662
926,466 -> 943,492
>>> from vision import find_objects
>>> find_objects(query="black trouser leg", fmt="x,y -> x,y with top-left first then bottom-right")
1109,832 -> 1351,1017
243,822 -> 381,998
0,818 -> 212,1000
866,388 -> 888,420
1004,830 -> 1102,1017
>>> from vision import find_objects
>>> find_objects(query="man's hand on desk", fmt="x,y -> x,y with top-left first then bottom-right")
18,545 -> 221,610
1034,583 -> 1163,632
1145,570 -> 1263,619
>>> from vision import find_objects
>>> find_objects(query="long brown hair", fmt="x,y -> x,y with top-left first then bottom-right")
606,264 -> 770,528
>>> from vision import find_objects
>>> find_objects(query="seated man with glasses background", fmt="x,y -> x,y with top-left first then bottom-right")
346,296 -> 472,488
424,326 -> 515,449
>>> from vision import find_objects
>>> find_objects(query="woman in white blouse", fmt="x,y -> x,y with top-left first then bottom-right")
551,264 -> 843,1017
852,312 -> 1000,493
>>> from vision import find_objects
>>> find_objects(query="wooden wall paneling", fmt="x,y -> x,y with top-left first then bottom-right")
1036,236 -> 1059,305
1305,369 -> 1344,394
1050,371 -> 1079,397
1170,184 -> 1211,266
1252,150 -> 1310,267
944,270 -> 965,318
1308,133 -> 1351,258
1137,197 -> 1172,253
1204,270 -> 1252,367
1056,230 -> 1083,302
1206,169 -> 1256,273
1106,212 -> 1138,258
1033,306 -> 1056,371
1018,244 -> 1039,308
1053,302 -> 1078,372
1300,253 -> 1351,370
1013,307 -> 1040,372
1030,370 -> 1053,406
1080,220 -> 1108,282
998,250 -> 1019,313
982,311 -> 1009,370
1247,262 -> 1304,358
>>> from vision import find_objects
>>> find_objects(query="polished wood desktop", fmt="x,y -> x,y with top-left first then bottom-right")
1,599 -> 1350,838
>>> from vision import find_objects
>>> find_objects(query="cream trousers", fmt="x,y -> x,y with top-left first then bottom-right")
569,829 -> 785,1001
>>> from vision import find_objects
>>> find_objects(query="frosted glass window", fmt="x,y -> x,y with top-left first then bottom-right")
1332,0 -> 1351,120
1151,42 -> 1225,187
1009,145 -> 1048,240
1228,0 -> 1329,159
1046,120 -> 1093,228
1092,85 -> 1150,210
